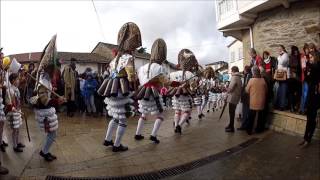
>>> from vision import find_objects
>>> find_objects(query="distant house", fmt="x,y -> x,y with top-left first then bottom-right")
9,52 -> 108,74
8,42 -> 179,75
92,42 -> 179,74
227,39 -> 244,72
205,61 -> 228,71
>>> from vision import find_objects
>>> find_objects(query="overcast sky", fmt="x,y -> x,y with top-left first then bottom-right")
1,0 -> 232,65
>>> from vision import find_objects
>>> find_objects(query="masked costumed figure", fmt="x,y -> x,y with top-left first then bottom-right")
193,67 -> 214,119
99,22 -> 141,152
134,38 -> 168,144
31,35 -> 64,162
5,73 -> 25,153
168,49 -> 199,134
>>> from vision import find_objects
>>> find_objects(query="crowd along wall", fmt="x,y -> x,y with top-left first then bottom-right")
242,0 -> 320,65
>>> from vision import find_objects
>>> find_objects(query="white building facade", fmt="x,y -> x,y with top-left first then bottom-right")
228,40 -> 244,72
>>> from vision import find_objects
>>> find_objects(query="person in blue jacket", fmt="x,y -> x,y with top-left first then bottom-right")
84,72 -> 98,116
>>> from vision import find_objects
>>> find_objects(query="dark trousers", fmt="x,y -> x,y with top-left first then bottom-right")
304,110 -> 317,142
303,84 -> 320,142
67,100 -> 75,114
240,102 -> 250,128
228,103 -> 237,129
247,109 -> 264,133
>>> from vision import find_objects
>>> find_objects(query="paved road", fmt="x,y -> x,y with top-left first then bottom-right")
167,133 -> 320,180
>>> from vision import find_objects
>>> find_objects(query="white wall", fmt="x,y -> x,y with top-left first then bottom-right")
228,40 -> 244,72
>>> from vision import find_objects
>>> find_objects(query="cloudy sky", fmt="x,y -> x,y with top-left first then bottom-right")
1,0 -> 232,65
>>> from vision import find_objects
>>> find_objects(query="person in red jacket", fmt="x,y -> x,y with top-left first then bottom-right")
249,48 -> 263,67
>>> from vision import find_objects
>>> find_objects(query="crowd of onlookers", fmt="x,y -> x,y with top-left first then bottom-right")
226,43 -> 320,146
4,43 -> 320,140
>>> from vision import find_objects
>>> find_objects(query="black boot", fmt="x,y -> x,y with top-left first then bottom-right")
13,147 -> 23,153
48,153 -> 57,160
0,165 -> 9,175
17,143 -> 25,148
0,144 -> 6,152
2,141 -> 8,147
225,127 -> 235,133
112,144 -> 128,152
175,125 -> 182,134
40,151 -> 55,162
103,140 -> 114,147
134,135 -> 144,140
150,136 -> 160,144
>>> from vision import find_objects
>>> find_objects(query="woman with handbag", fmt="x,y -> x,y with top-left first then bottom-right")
274,45 -> 289,111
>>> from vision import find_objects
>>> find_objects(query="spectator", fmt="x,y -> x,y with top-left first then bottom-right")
262,51 -> 277,82
102,65 -> 110,79
78,73 -> 86,114
26,63 -> 36,103
260,66 -> 272,129
238,65 -> 252,130
274,45 -> 289,111
249,48 -> 263,67
245,66 -> 268,135
299,52 -> 320,147
288,46 -> 301,112
62,59 -> 77,117
225,66 -> 242,133
300,44 -> 310,114
94,73 -> 104,116
18,69 -> 28,104
83,72 -> 98,116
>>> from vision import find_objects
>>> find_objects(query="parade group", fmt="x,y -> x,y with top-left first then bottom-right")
0,22 -> 319,175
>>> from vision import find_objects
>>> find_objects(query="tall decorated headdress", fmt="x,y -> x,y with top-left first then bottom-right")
35,35 -> 57,88
203,66 -> 215,79
147,38 -> 167,78
115,22 -> 142,66
178,49 -> 199,80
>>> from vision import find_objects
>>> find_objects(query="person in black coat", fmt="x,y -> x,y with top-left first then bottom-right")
299,51 -> 320,147
238,65 -> 252,130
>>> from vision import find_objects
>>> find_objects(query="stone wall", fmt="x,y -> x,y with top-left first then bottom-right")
243,0 -> 320,65
269,110 -> 320,140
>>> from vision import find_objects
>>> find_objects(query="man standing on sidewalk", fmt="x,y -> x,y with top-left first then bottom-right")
62,58 -> 77,117
225,66 -> 242,132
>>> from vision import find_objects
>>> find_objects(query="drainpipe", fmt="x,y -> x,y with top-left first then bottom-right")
249,26 -> 254,48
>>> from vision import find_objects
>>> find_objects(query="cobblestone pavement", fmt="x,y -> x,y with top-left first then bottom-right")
0,107 -> 271,179
166,133 -> 320,180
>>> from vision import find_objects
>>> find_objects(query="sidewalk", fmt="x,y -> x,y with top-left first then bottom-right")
1,107 -> 268,179
167,133 -> 320,180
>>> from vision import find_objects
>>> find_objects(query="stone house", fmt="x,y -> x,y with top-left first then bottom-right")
215,0 -> 320,65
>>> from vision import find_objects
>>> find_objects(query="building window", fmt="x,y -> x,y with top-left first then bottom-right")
230,51 -> 235,62
238,47 -> 243,60
218,0 -> 235,18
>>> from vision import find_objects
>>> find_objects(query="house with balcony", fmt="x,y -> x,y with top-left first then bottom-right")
215,0 -> 320,139
215,0 -> 320,65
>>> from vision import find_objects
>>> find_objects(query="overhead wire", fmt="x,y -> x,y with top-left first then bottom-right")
91,0 -> 107,42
